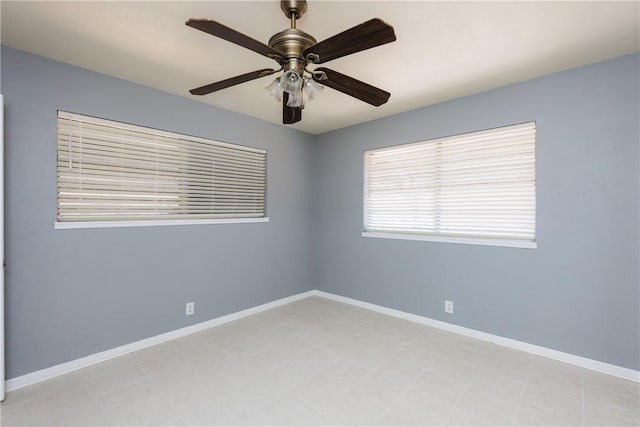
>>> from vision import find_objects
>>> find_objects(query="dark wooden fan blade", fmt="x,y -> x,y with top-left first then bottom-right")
186,19 -> 284,61
303,18 -> 396,64
190,69 -> 278,96
283,92 -> 302,124
313,67 -> 390,106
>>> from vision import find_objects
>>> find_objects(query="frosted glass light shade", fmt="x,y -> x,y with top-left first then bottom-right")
286,89 -> 304,107
304,78 -> 324,101
265,78 -> 283,102
281,70 -> 303,94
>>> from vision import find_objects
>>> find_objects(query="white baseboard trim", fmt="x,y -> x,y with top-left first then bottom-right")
313,290 -> 640,383
6,289 -> 638,392
5,290 -> 316,392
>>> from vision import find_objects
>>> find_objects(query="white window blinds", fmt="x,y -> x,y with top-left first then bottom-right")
57,111 -> 266,223
364,122 -> 536,246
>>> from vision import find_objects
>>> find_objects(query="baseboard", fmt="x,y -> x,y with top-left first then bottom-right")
6,288 -> 638,392
5,290 -> 316,392
313,290 -> 640,383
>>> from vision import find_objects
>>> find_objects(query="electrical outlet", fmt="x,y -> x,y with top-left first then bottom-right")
186,302 -> 195,316
445,300 -> 453,314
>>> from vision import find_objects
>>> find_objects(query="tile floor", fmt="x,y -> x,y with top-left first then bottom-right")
1,296 -> 638,426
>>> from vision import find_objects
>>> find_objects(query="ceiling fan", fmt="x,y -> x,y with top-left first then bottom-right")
186,0 -> 396,125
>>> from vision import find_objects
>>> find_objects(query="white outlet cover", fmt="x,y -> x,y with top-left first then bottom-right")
186,302 -> 195,316
445,300 -> 454,314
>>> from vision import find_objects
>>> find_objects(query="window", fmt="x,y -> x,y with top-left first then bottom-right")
363,122 -> 536,248
56,111 -> 266,228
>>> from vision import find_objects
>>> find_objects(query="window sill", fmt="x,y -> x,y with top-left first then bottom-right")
362,231 -> 537,249
55,217 -> 269,230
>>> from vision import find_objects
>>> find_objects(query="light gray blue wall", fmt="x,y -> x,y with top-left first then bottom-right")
1,46 -> 315,378
2,46 -> 638,379
312,54 -> 640,370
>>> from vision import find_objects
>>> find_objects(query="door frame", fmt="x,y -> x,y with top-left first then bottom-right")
1,93 -> 5,401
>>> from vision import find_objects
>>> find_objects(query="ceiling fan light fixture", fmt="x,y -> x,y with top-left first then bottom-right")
281,69 -> 303,94
265,77 -> 284,102
304,77 -> 324,101
286,88 -> 304,108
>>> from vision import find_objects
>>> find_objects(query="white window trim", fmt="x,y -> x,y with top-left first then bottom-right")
362,231 -> 536,249
55,217 -> 269,230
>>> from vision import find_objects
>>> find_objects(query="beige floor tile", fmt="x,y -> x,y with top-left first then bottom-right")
393,340 -> 440,369
584,385 -> 640,424
290,346 -> 342,375
208,357 -> 264,386
519,387 -> 584,426
363,316 -> 425,344
584,403 -> 640,426
447,336 -> 497,356
443,344 -> 489,369
181,346 -> 237,377
226,375 -> 286,410
376,409 -> 412,426
456,385 -> 520,426
412,369 -> 468,405
252,324 -> 308,350
241,335 -> 310,373
31,395 -> 109,427
256,360 -> 317,394
161,373 -> 231,414
81,354 -> 148,396
322,390 -> 390,426
0,401 -> 37,427
30,371 -> 95,401
302,411 -> 340,426
321,358 -> 372,387
176,400 -> 254,426
378,357 -> 424,386
349,372 -> 411,409
297,320 -> 353,345
343,346 -> 397,372
216,335 -> 266,360
291,373 -> 349,410
419,326 -> 459,347
425,354 -> 480,383
133,343 -> 197,379
582,369 -> 640,399
514,408 -> 576,426
352,330 -> 402,355
531,356 -> 583,382
527,356 -> 583,401
482,346 -> 533,382
469,370 -> 526,405
444,409 -> 497,426
199,321 -> 257,346
0,387 -> 33,409
101,381 -> 179,427
390,388 -> 455,426
247,394 -> 320,426
324,335 -> 369,359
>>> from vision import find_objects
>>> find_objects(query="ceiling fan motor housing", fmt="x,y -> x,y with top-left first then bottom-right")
269,28 -> 316,74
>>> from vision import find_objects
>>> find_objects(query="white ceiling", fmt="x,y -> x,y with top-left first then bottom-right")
1,1 -> 638,134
